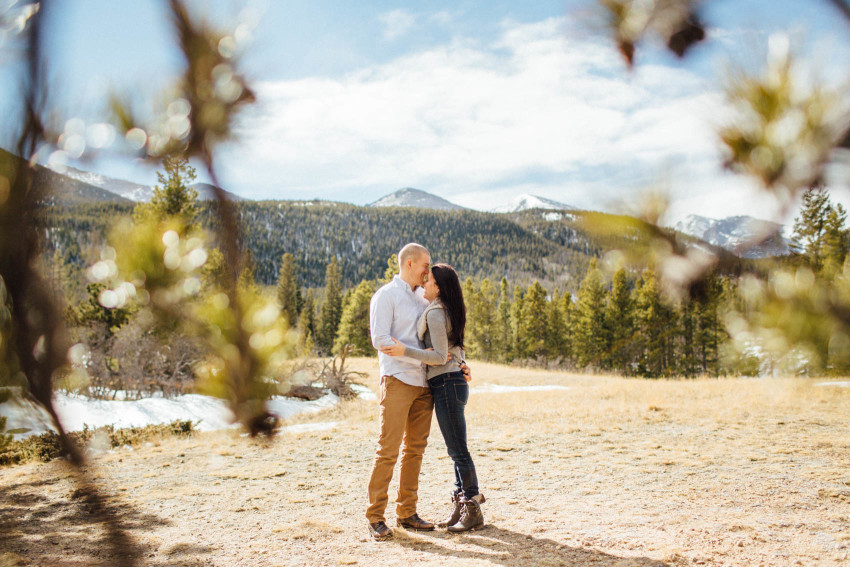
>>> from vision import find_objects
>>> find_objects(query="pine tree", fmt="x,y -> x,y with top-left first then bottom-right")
334,279 -> 377,356
633,268 -> 676,377
791,186 -> 832,273
677,299 -> 698,376
277,253 -> 299,327
822,203 -> 849,277
545,290 -> 567,361
317,256 -> 343,354
559,290 -> 574,362
693,271 -> 725,375
201,247 -> 227,292
509,285 -> 525,360
496,277 -> 513,362
237,248 -> 257,291
382,254 -> 399,284
462,278 -> 482,358
573,260 -> 609,368
133,155 -> 199,227
297,290 -> 317,355
604,268 -> 634,373
519,281 -> 548,359
476,278 -> 499,360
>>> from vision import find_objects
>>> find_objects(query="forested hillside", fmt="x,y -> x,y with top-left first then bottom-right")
37,200 -> 730,290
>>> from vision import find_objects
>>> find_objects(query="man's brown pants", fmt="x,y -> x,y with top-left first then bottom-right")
366,375 -> 434,523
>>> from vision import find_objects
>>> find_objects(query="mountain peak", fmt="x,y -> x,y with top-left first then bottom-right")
494,194 -> 575,213
675,214 -> 789,258
368,188 -> 465,211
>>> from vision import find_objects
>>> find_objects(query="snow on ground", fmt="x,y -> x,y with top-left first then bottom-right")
471,384 -> 570,394
0,383 -> 567,441
815,381 -> 850,387
0,390 -> 345,441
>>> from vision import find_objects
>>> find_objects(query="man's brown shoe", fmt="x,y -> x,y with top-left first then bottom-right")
397,513 -> 435,531
368,521 -> 393,540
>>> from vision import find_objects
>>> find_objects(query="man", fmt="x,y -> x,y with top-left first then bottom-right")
366,242 -> 436,540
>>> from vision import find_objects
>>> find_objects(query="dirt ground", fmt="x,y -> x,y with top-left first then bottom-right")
1,359 -> 849,566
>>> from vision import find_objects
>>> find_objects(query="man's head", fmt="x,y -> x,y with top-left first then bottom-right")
398,243 -> 430,289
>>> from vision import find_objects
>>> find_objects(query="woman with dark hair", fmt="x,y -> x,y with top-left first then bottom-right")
380,263 -> 485,533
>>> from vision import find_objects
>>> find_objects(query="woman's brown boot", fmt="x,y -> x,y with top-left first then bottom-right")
437,491 -> 462,528
447,494 -> 485,533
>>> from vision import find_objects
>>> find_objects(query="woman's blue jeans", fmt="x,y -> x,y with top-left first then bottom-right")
429,371 -> 479,500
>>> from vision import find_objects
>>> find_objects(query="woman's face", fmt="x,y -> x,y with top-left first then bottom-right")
423,271 -> 440,301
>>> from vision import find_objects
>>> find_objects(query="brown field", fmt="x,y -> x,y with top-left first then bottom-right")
1,358 -> 849,566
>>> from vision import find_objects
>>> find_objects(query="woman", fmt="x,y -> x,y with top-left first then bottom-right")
381,263 -> 485,533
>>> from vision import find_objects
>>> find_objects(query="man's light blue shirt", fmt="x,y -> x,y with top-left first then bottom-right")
370,275 -> 429,388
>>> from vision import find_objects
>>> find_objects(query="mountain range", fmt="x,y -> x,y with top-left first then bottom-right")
674,214 -> 789,258
1,147 -> 789,259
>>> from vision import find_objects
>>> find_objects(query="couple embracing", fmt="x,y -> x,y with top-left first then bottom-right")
366,243 -> 485,540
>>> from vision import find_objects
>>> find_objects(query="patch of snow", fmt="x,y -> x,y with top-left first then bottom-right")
815,381 -> 850,387
281,421 -> 339,434
470,384 -> 570,394
493,194 -> 575,213
0,388 -> 371,440
350,384 -> 377,401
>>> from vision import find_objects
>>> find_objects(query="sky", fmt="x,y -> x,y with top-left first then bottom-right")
2,0 -> 850,226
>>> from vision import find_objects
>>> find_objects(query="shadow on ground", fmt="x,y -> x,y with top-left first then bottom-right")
0,472 -> 212,566
395,524 -> 676,567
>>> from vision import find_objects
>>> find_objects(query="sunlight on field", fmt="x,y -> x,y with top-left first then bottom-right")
2,361 -> 849,566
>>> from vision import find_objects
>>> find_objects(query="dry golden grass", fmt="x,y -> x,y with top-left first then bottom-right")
1,358 -> 848,566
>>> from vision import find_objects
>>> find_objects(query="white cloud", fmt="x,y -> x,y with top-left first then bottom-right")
378,9 -> 417,41
219,15 -> 766,218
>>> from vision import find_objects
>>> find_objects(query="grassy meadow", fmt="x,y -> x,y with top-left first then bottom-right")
1,359 -> 848,566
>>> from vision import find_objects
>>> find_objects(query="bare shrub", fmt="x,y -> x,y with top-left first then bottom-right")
318,345 -> 366,399
68,317 -> 205,399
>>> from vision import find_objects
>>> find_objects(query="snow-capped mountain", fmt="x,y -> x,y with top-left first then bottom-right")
675,214 -> 789,258
494,194 -> 575,213
368,188 -> 465,211
59,167 -> 242,202
61,166 -> 154,202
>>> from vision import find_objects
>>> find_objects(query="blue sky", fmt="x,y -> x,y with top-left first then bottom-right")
3,0 -> 850,224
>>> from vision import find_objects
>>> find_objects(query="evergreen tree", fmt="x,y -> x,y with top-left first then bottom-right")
334,280 -> 377,356
201,247 -> 226,292
237,248 -> 257,291
822,203 -> 849,276
72,282 -> 133,336
559,290 -> 575,362
496,277 -> 513,362
573,260 -> 609,368
277,253 -> 300,327
677,299 -> 698,376
462,278 -> 482,358
509,285 -> 525,360
791,186 -> 833,273
545,290 -> 568,361
133,155 -> 199,227
297,290 -> 317,354
475,278 -> 499,360
633,268 -> 676,377
604,268 -> 634,372
693,272 -> 724,376
519,281 -> 548,359
382,254 -> 399,283
317,256 -> 343,354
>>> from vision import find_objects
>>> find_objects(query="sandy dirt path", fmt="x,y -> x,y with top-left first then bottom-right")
1,359 -> 849,566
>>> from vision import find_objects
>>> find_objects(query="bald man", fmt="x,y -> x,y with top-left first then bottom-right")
366,243 -> 435,539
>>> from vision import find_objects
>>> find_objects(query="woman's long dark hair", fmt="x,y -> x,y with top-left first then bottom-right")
431,263 -> 465,349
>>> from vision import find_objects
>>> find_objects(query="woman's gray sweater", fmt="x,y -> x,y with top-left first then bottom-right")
403,305 -> 465,380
